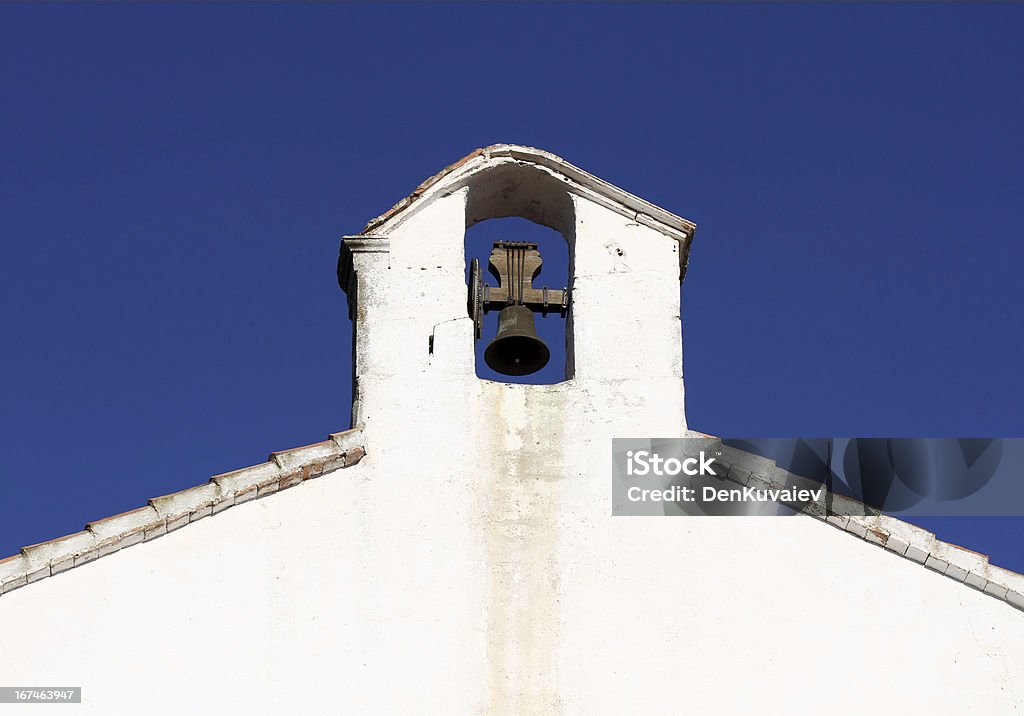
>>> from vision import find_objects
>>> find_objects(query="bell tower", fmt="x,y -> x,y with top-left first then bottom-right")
338,144 -> 695,438
336,145 -> 696,710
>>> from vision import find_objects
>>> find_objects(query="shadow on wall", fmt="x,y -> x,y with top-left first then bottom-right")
465,217 -> 570,385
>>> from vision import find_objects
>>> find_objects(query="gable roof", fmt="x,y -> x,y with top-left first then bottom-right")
2,425 -> 1021,614
357,144 -> 698,280
2,140 -> 1020,614
707,437 -> 1024,613
0,428 -> 365,597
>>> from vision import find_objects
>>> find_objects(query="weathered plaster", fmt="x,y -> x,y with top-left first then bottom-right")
1,146 -> 1022,715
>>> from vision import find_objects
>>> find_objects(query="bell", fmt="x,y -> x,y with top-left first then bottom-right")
484,305 -> 550,376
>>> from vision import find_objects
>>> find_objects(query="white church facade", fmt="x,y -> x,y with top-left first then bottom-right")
1,145 -> 1022,714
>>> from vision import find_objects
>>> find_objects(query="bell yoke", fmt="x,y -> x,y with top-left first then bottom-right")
469,241 -> 570,376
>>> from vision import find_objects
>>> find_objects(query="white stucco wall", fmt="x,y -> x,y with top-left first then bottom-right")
1,149 -> 1021,715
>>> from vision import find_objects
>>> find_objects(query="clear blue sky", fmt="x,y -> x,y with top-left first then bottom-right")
2,4 -> 1023,571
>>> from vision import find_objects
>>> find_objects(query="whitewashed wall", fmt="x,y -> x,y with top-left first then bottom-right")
1,149 -> 1021,715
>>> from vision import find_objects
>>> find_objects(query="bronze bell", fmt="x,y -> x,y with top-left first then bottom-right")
469,241 -> 567,377
484,305 -> 550,376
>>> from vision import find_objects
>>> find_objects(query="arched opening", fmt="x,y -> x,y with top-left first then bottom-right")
465,217 -> 571,384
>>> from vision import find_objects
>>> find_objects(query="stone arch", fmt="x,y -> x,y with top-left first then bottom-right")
460,162 -> 577,384
464,161 -> 577,240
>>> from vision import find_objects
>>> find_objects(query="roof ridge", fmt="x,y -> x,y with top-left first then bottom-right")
355,144 -> 697,278
0,428 -> 366,597
710,442 -> 1024,613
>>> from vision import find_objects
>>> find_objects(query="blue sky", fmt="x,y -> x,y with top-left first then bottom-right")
2,4 -> 1023,571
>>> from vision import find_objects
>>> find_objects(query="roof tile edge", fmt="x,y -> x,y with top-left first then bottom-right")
0,428 -> 366,598
712,443 -> 1024,615
356,144 -> 697,279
